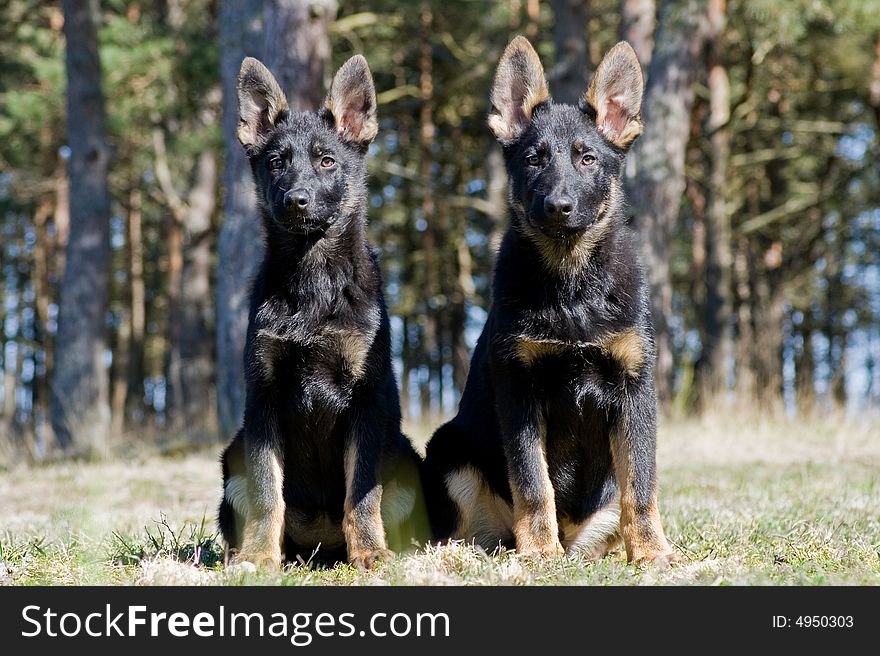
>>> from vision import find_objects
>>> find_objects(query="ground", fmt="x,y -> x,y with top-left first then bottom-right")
1,412 -> 878,585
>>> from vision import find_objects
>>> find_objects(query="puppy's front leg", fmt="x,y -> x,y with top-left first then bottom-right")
237,395 -> 285,568
494,373 -> 563,558
611,384 -> 677,567
343,410 -> 391,570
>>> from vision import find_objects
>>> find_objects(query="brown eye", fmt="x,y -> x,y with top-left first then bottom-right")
581,153 -> 596,166
525,154 -> 540,166
320,156 -> 336,168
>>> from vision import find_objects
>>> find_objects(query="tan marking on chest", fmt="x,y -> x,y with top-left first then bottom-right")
597,329 -> 645,377
513,337 -> 568,366
325,328 -> 369,380
256,326 -> 371,382
514,328 -> 645,377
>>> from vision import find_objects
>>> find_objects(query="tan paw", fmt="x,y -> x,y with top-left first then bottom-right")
632,549 -> 680,569
349,548 -> 393,571
233,550 -> 282,570
225,561 -> 258,575
516,539 -> 565,560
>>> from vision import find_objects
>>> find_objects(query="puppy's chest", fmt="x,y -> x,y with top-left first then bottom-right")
256,321 -> 374,393
509,321 -> 646,382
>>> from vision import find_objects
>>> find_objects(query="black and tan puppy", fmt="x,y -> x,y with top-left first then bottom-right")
423,37 -> 677,565
218,55 -> 426,569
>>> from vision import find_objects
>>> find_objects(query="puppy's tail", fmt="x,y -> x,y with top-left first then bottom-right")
381,433 -> 433,551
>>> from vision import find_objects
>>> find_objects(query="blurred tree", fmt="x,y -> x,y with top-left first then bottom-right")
215,0 -> 264,437
551,0 -> 590,103
693,0 -> 732,404
52,0 -> 112,449
627,0 -> 714,404
620,0 -> 654,71
264,0 -> 336,110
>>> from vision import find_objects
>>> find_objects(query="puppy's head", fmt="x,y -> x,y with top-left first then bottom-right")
237,55 -> 378,235
488,37 -> 643,244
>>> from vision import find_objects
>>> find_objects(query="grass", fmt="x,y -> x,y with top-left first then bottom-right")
0,412 -> 878,585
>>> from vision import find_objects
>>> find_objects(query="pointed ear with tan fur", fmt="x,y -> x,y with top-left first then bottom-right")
237,57 -> 289,151
325,55 -> 379,146
584,41 -> 644,150
488,36 -> 550,142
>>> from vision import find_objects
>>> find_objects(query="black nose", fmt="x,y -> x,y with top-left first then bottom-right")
544,195 -> 574,218
284,189 -> 310,209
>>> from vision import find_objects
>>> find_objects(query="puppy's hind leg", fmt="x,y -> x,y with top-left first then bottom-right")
219,430 -> 248,563
560,500 -> 622,561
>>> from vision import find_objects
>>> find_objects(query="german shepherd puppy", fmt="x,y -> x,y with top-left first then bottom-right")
423,38 -> 677,566
218,55 -> 427,569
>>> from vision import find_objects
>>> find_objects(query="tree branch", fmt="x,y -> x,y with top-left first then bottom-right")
152,128 -> 187,223
738,191 -> 831,235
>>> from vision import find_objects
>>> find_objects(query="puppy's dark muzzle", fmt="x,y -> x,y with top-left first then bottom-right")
535,195 -> 586,238
278,188 -> 331,234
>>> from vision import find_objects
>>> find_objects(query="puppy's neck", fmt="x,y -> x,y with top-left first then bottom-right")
263,204 -> 368,279
509,193 -> 622,280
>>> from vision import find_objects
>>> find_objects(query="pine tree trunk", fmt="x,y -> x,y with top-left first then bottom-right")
695,0 -> 732,404
52,0 -> 112,450
619,0 -> 655,72
795,325 -> 815,413
452,227 -> 475,396
31,188 -> 56,446
733,237 -> 756,402
419,5 -> 438,416
179,152 -> 218,433
627,0 -> 713,407
126,188 -> 146,425
111,296 -> 131,438
263,0 -> 335,111
216,0 -> 267,437
826,244 -> 848,408
166,209 -> 185,428
750,270 -> 785,410
551,0 -> 590,104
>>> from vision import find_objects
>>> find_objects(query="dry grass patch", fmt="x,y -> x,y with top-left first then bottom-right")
1,413 -> 878,585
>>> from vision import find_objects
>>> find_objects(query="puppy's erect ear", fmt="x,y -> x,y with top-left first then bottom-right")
488,36 -> 550,142
325,55 -> 378,146
237,57 -> 289,150
584,41 -> 644,150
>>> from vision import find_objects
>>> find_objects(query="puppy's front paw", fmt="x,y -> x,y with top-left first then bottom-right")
632,549 -> 680,569
349,548 -> 393,571
233,550 -> 282,570
225,560 -> 258,575
516,539 -> 565,560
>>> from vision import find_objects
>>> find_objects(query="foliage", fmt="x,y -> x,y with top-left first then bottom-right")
111,514 -> 224,568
